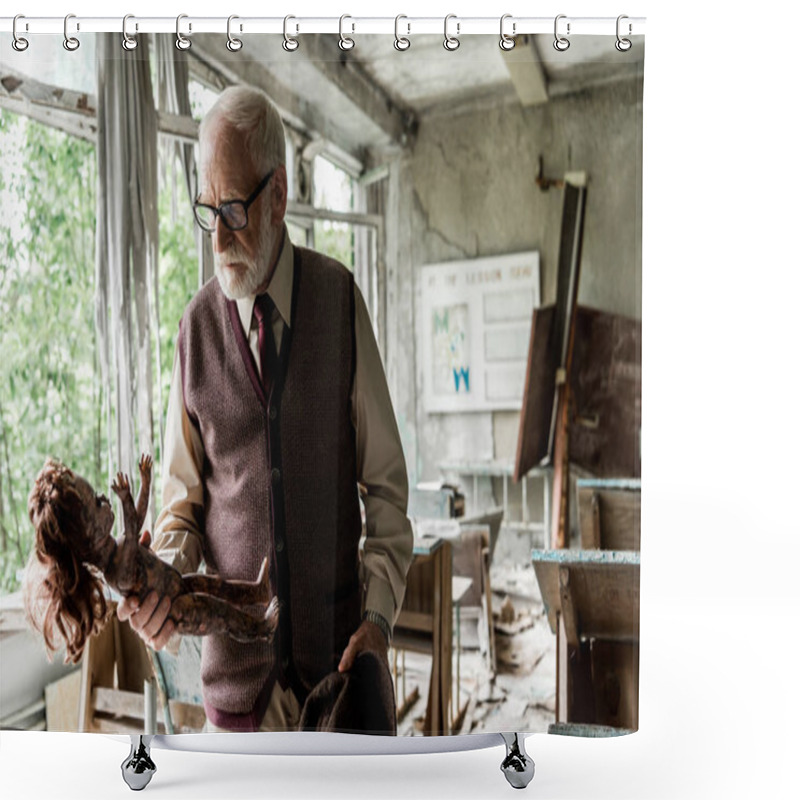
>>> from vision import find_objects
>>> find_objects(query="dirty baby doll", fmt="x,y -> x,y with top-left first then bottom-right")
24,454 -> 278,663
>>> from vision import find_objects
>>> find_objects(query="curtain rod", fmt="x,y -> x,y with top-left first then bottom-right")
0,16 -> 646,38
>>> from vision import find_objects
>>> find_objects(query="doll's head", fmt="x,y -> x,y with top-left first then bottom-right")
24,458 -> 114,663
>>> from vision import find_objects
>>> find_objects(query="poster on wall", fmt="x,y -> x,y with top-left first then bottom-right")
419,251 -> 540,413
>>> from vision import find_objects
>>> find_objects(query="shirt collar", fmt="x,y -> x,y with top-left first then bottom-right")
235,225 -> 294,333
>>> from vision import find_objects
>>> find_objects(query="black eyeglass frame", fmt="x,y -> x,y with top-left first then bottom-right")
193,169 -> 275,232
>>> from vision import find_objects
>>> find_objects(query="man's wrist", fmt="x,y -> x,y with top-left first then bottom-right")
363,609 -> 391,646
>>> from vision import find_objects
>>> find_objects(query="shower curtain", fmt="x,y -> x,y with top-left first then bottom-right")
0,23 -> 643,741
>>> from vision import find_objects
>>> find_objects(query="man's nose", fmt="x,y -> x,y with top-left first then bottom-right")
214,216 -> 233,252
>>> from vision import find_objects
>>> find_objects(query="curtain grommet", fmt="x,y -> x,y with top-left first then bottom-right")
226,15 -> 242,52
176,14 -> 191,51
63,14 -> 80,51
499,14 -> 515,51
443,14 -> 460,51
394,15 -> 410,51
283,15 -> 299,52
615,15 -> 632,52
121,14 -> 138,51
553,14 -> 570,52
12,15 -> 29,52
339,14 -> 355,51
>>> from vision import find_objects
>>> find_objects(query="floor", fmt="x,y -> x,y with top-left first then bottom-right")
394,556 -> 556,737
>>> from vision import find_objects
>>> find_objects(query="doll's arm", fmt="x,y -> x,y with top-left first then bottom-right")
111,472 -> 140,542
136,454 -> 152,531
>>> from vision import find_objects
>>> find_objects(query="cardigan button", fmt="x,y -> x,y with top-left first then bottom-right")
276,538 -> 285,553
271,467 -> 281,484
269,406 -> 277,421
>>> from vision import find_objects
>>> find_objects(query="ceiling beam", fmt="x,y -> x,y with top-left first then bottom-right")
500,34 -> 549,107
0,67 -> 98,142
190,34 -> 370,163
1,67 -> 198,145
295,34 -> 416,148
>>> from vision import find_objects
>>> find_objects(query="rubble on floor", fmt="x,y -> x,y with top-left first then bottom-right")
394,560 -> 556,737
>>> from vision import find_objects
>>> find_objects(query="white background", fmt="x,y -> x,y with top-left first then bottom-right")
2,1 -> 799,798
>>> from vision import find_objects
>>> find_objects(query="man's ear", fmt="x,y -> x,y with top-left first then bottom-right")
270,165 -> 288,227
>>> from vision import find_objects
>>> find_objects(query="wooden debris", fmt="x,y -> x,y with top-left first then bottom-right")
396,685 -> 420,724
494,607 -> 536,637
499,596 -> 515,623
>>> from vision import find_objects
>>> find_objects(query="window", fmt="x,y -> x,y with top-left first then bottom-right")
312,156 -> 356,269
286,153 -> 383,342
154,136 -> 199,429
0,109 -> 102,594
188,79 -> 220,123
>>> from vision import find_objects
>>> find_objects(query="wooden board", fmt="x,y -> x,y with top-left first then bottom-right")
569,307 -> 642,478
546,182 -> 587,546
577,484 -> 641,550
394,541 -> 453,735
514,304 -> 558,481
549,721 -> 635,737
590,640 -> 639,730
534,550 -> 640,730
78,612 -> 117,732
459,508 -> 504,565
515,303 -> 641,484
531,550 -> 640,643
45,670 -> 82,732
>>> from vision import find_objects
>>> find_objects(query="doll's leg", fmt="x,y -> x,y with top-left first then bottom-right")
170,593 -> 279,642
181,557 -> 271,605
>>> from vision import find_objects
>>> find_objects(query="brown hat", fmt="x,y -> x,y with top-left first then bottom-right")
299,651 -> 397,735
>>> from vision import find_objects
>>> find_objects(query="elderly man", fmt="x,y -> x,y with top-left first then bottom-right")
117,86 -> 413,733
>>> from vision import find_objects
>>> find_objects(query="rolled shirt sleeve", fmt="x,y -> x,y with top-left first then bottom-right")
152,346 -> 205,576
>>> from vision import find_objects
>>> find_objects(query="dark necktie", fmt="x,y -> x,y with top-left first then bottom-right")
252,293 -> 275,394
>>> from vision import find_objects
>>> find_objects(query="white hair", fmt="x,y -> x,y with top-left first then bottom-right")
199,86 -> 286,175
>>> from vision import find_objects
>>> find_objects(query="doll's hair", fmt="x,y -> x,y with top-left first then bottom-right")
24,458 -> 109,664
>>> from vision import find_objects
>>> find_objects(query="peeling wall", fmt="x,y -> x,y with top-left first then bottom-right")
381,77 -> 643,517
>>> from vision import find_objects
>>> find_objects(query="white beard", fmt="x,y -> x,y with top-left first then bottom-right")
214,216 -> 275,300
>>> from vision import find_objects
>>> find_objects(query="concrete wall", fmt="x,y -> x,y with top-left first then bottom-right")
381,77 -> 643,519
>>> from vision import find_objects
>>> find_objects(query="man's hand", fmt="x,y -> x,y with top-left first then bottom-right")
338,619 -> 388,673
116,531 -> 176,651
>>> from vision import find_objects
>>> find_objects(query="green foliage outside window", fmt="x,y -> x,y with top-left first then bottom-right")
0,110 -> 101,594
155,146 -> 198,427
0,112 -> 199,596
0,114 -> 372,596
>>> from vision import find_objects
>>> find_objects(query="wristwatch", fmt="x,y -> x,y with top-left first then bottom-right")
363,609 -> 391,646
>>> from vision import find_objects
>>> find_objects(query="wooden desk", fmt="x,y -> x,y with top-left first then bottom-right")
531,549 -> 640,731
393,536 -> 453,735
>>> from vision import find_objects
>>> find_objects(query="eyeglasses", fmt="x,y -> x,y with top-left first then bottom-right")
193,170 -> 274,232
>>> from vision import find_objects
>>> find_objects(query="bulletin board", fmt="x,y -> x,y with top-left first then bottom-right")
419,251 -> 540,413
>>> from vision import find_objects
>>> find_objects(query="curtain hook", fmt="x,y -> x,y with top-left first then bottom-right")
553,14 -> 570,51
443,14 -> 460,51
122,14 -> 138,51
12,14 -> 29,52
339,14 -> 355,51
500,14 -> 515,51
283,15 -> 299,52
615,14 -> 632,52
63,14 -> 80,51
394,15 -> 410,51
226,15 -> 242,52
176,14 -> 191,51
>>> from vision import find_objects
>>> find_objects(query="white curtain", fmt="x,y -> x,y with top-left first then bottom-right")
94,33 -> 159,512
155,36 -> 213,287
